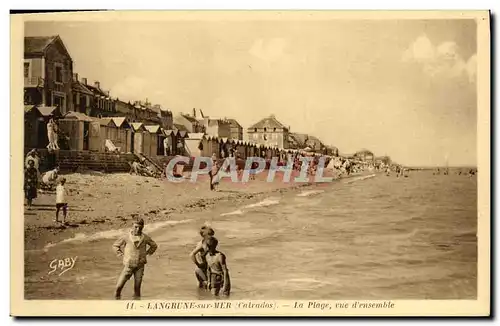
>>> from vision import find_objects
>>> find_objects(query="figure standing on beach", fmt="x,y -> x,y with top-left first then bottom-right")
112,218 -> 158,300
205,237 -> 231,297
25,149 -> 40,181
210,155 -> 220,191
189,226 -> 215,288
24,159 -> 38,210
47,118 -> 60,150
55,178 -> 68,224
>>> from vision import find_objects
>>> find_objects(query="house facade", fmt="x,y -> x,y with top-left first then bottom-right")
174,113 -> 205,133
201,117 -> 231,139
227,119 -> 243,140
71,73 -> 94,115
247,114 -> 290,149
84,80 -> 116,117
354,149 -> 375,162
24,35 -> 74,114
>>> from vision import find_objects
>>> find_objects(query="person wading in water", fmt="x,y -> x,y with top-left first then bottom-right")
205,237 -> 231,297
189,226 -> 215,289
112,218 -> 158,300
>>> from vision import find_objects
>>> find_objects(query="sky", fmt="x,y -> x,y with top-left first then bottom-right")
24,17 -> 478,167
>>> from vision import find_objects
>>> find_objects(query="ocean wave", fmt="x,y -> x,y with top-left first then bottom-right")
344,174 -> 376,184
264,278 -> 334,289
220,210 -> 244,217
244,198 -> 280,209
43,219 -> 192,250
297,190 -> 325,197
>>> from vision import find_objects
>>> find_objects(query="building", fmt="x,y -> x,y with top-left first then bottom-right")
174,110 -> 205,133
114,99 -> 136,121
71,73 -> 94,115
84,80 -> 116,117
375,156 -> 391,165
354,149 -> 375,162
305,135 -> 325,152
152,104 -> 173,130
132,100 -> 161,125
325,145 -> 339,156
227,119 -> 243,140
24,35 -> 74,114
288,132 -> 308,150
200,117 -> 231,138
247,114 -> 290,149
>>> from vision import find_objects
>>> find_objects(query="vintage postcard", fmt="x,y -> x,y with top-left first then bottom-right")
10,10 -> 490,317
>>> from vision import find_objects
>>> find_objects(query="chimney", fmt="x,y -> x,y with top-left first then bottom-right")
193,108 -> 196,118
106,90 -> 110,97
82,77 -> 87,85
73,73 -> 78,82
94,81 -> 100,89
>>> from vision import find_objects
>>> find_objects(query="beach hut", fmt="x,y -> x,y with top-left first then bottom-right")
58,111 -> 94,151
90,117 -> 118,152
130,122 -> 146,155
111,117 -> 132,153
144,125 -> 164,156
184,132 -> 205,157
24,105 -> 62,149
234,140 -> 246,159
201,135 -> 219,158
173,130 -> 189,156
162,129 -> 176,156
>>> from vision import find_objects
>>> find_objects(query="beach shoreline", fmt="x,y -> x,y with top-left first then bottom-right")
25,170 -> 358,250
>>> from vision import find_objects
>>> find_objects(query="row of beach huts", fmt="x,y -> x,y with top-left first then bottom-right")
25,108 -> 322,161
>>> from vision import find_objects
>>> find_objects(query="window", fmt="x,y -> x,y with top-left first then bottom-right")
55,65 -> 63,83
273,127 -> 276,132
254,128 -> 257,132
263,134 -> 268,141
264,128 -> 267,132
24,62 -> 30,78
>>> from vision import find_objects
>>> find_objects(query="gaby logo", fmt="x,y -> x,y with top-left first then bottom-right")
164,155 -> 335,183
48,256 -> 77,276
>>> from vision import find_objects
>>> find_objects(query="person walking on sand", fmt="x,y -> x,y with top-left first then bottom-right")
206,237 -> 231,297
112,218 -> 158,300
55,177 -> 68,224
209,155 -> 220,191
189,226 -> 215,289
24,159 -> 38,210
25,149 -> 40,181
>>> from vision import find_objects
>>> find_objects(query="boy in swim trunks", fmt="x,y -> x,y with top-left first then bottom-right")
205,237 -> 231,296
189,226 -> 215,288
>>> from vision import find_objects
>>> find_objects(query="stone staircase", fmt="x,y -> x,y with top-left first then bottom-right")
27,149 -> 137,173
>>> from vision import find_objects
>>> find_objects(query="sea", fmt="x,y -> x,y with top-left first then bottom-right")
24,171 -> 477,300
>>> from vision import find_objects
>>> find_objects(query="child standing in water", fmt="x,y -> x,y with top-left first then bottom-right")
205,237 -> 231,296
189,226 -> 215,288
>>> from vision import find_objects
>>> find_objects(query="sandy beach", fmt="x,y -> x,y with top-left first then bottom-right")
24,169 -> 340,250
